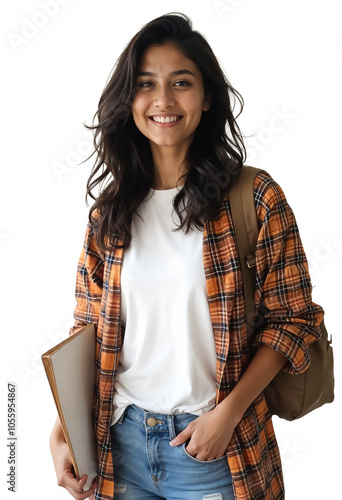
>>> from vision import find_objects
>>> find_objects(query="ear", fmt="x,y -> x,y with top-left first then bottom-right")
202,92 -> 211,112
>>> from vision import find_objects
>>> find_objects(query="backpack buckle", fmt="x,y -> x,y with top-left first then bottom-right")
246,254 -> 256,268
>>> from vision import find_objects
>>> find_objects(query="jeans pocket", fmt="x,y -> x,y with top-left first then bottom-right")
181,443 -> 228,465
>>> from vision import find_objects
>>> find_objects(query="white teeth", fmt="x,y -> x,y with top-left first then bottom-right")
152,116 -> 180,123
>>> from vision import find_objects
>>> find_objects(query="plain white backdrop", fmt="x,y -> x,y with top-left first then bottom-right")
1,0 -> 341,498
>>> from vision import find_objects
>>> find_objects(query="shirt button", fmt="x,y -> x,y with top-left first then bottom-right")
147,417 -> 157,427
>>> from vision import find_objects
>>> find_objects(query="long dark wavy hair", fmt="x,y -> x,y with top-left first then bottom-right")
86,12 -> 246,251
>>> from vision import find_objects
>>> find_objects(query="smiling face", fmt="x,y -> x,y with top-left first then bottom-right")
132,43 -> 210,158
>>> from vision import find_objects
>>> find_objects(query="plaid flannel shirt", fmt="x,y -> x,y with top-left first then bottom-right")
69,171 -> 323,500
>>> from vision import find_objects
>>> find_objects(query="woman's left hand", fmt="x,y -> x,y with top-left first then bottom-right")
169,404 -> 238,461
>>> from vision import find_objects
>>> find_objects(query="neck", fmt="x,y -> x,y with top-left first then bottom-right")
150,143 -> 188,190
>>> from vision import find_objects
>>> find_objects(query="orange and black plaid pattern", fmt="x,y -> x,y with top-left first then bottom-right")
70,171 -> 323,500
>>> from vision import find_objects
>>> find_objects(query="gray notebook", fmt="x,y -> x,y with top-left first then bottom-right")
42,323 -> 97,491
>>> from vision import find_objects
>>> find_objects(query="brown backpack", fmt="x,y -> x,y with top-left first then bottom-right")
229,166 -> 334,420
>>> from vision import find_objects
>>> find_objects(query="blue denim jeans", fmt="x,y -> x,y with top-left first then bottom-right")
110,404 -> 234,500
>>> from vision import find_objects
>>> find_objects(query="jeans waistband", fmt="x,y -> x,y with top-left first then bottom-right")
124,404 -> 198,435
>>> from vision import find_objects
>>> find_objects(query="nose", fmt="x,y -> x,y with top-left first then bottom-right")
153,85 -> 176,108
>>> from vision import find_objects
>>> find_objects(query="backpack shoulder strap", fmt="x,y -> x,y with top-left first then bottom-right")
229,166 -> 266,340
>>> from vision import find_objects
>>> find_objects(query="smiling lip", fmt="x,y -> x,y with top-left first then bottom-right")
149,114 -> 183,125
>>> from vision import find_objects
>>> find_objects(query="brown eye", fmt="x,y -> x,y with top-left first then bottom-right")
174,80 -> 191,87
137,81 -> 154,88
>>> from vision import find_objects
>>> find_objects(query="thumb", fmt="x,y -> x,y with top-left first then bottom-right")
169,425 -> 192,447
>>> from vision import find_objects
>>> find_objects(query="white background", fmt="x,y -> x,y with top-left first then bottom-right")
1,0 -> 341,498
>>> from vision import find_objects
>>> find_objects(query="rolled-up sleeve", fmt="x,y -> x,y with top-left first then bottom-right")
252,173 -> 324,374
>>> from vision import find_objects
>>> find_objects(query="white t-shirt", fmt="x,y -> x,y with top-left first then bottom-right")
112,186 -> 217,425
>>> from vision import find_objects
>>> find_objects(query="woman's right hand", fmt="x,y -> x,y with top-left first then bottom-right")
50,417 -> 98,500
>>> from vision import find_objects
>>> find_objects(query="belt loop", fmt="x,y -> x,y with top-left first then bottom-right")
117,410 -> 125,425
168,414 -> 176,441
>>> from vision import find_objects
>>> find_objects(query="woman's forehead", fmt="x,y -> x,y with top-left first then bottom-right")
138,43 -> 200,76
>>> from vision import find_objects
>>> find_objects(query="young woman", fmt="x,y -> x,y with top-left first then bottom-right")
50,13 -> 323,500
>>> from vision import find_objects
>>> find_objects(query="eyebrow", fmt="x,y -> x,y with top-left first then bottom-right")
136,69 -> 196,78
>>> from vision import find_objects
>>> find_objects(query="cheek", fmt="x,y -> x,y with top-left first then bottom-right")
187,94 -> 206,119
187,104 -> 206,131
132,97 -> 145,127
131,108 -> 139,129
